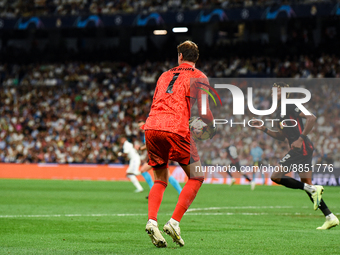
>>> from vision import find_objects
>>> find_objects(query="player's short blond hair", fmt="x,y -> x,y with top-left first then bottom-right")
177,40 -> 199,63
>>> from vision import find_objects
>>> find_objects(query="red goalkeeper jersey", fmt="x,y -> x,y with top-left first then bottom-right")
144,62 -> 214,137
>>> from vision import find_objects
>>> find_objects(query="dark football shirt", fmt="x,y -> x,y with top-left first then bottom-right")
277,104 -> 314,156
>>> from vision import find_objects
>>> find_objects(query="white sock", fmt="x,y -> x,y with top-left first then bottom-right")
326,213 -> 336,220
303,184 -> 316,194
169,218 -> 179,227
148,219 -> 158,226
128,175 -> 143,191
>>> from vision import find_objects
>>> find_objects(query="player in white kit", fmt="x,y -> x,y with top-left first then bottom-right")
118,136 -> 144,192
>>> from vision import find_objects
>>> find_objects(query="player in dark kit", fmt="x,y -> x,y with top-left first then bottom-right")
253,82 -> 339,229
224,142 -> 252,186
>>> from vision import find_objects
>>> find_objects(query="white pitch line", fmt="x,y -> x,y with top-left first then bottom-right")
0,206 -> 337,219
187,212 -> 340,216
0,212 -> 270,218
1,212 -> 339,218
187,205 -> 296,212
0,206 -> 291,218
186,212 -> 269,216
0,213 -> 148,218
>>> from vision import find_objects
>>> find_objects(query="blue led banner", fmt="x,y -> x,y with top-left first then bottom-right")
0,2 -> 338,30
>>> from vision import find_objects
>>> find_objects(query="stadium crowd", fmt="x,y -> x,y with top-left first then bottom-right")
0,0 -> 335,17
1,54 -> 340,167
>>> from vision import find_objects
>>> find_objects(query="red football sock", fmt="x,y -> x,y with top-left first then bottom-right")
172,178 -> 204,222
148,180 -> 167,221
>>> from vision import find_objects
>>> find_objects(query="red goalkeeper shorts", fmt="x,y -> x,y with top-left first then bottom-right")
145,130 -> 200,169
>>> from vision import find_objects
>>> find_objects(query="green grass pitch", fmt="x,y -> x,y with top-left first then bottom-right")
0,179 -> 339,255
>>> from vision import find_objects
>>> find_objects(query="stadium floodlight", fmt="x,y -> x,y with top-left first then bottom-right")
153,30 -> 167,35
172,27 -> 188,33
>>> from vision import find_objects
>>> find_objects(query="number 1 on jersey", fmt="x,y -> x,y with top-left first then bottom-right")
166,73 -> 180,93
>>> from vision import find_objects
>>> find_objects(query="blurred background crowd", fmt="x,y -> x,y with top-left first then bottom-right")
0,0 -> 333,18
1,55 -> 340,166
1,0 -> 340,169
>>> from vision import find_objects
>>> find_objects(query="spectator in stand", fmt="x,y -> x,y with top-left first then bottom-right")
0,0 -> 332,17
1,55 -> 340,166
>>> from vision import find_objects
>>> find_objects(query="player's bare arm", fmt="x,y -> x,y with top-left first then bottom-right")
251,119 -> 286,141
290,112 -> 317,150
118,152 -> 128,157
139,145 -> 147,151
137,121 -> 147,151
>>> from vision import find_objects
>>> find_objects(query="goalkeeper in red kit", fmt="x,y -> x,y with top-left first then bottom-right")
142,41 -> 215,248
